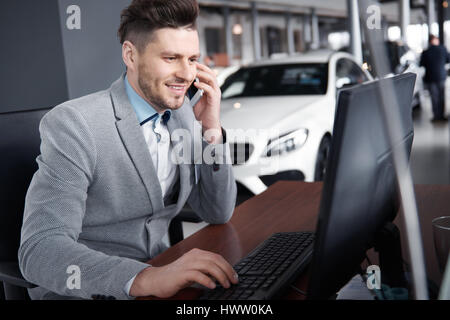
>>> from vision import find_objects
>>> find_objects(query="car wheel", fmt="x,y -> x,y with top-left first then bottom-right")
314,135 -> 331,181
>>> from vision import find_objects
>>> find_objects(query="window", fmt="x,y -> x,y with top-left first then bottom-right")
221,63 -> 328,99
266,26 -> 286,56
205,28 -> 225,57
335,58 -> 368,88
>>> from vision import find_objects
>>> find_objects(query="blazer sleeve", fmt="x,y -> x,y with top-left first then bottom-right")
18,105 -> 149,300
187,128 -> 237,224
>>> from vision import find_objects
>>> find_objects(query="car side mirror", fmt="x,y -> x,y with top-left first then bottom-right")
336,77 -> 352,89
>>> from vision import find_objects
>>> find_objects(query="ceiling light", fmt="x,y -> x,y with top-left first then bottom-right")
232,24 -> 243,35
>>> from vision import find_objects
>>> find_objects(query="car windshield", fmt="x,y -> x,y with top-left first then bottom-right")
221,63 -> 328,99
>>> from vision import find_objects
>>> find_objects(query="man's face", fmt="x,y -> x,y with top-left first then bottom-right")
431,37 -> 440,46
135,28 -> 200,112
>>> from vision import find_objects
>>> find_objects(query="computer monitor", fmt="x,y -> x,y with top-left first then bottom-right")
306,73 -> 416,299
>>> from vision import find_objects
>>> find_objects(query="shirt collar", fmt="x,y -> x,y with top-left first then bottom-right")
124,74 -> 171,126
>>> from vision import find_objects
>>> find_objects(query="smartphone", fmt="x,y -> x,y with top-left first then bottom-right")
186,78 -> 204,107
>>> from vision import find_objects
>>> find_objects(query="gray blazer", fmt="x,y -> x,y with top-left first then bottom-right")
18,75 -> 237,300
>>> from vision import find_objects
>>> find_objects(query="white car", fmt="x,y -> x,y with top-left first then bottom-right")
220,50 -> 373,195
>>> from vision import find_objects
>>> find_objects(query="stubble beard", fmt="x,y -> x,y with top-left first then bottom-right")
138,65 -> 185,112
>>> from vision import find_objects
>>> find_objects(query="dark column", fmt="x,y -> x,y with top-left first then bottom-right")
0,0 -> 68,113
438,0 -> 445,45
0,0 -> 131,113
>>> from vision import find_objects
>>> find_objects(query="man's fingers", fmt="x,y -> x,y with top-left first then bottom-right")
185,270 -> 216,289
211,254 -> 239,285
193,260 -> 231,288
198,251 -> 238,285
196,62 -> 219,89
196,70 -> 218,88
184,249 -> 238,285
196,62 -> 215,76
194,81 -> 216,101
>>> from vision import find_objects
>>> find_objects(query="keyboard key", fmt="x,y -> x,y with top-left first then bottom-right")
261,283 -> 271,290
249,283 -> 261,290
238,265 -> 251,275
240,291 -> 254,299
245,269 -> 264,276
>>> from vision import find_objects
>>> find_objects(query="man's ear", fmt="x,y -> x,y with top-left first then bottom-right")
122,41 -> 138,72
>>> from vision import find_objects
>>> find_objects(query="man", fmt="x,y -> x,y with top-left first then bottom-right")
420,34 -> 450,122
19,0 -> 238,300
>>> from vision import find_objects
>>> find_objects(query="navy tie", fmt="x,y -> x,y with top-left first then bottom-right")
162,110 -> 171,125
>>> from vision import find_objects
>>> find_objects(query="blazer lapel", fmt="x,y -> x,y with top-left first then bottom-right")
110,75 -> 164,212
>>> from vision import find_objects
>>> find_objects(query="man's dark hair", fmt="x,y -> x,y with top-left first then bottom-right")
118,0 -> 199,52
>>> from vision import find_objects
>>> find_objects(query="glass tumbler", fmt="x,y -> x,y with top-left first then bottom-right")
432,216 -> 450,274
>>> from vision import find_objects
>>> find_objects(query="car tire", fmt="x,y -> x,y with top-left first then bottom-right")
314,135 -> 331,181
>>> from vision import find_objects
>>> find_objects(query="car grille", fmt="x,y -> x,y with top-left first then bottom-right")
230,143 -> 254,165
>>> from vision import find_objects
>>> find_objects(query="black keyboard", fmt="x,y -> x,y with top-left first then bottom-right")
199,232 -> 314,300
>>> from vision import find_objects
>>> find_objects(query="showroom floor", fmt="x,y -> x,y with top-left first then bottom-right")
410,91 -> 450,185
182,88 -> 450,238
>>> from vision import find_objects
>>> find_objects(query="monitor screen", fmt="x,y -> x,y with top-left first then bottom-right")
306,73 -> 416,299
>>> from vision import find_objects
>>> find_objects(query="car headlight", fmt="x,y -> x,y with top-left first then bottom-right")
264,129 -> 309,157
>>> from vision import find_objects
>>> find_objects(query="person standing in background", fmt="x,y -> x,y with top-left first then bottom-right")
420,34 -> 450,122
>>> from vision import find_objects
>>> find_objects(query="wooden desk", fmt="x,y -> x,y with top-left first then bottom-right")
139,181 -> 450,300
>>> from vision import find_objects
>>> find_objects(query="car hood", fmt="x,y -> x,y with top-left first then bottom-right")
220,95 -> 326,130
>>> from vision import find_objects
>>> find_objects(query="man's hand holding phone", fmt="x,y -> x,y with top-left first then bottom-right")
191,63 -> 223,144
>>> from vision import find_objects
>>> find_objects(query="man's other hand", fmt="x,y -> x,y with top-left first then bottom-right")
129,248 -> 239,298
